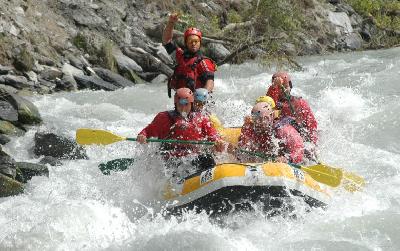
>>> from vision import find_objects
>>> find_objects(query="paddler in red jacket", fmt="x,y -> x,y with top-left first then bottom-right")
163,13 -> 216,96
266,72 -> 318,152
235,102 -> 304,164
137,88 -> 224,177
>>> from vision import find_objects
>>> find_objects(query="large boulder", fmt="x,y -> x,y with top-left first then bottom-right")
33,132 -> 88,160
15,162 -> 49,183
0,149 -> 17,179
93,67 -> 136,88
0,84 -> 42,125
1,75 -> 32,89
0,173 -> 23,197
207,43 -> 231,62
112,48 -> 143,73
0,121 -> 25,136
9,93 -> 42,124
123,47 -> 173,76
74,75 -> 119,91
0,101 -> 18,122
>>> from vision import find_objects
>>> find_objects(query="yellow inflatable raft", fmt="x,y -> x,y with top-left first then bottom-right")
163,162 -> 331,216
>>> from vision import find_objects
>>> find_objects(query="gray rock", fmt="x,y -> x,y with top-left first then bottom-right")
113,48 -> 143,73
0,173 -> 23,197
33,132 -> 88,160
57,74 -> 78,91
138,72 -> 161,82
0,134 -> 11,145
24,71 -> 38,84
93,67 -> 135,88
72,10 -> 105,28
150,74 -> 168,84
15,162 -> 49,183
328,11 -> 353,35
3,75 -> 32,89
74,75 -> 119,91
281,43 -> 297,56
1,90 -> 42,125
67,54 -> 84,70
37,56 -> 55,66
0,150 -> 17,179
123,47 -> 172,76
39,156 -> 62,166
155,44 -> 174,65
207,43 -> 230,62
0,101 -> 18,122
40,66 -> 63,81
0,65 -> 14,75
0,120 -> 25,136
62,63 -> 84,77
344,32 -> 363,50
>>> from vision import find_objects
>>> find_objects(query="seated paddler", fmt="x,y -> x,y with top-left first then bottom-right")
137,88 -> 225,179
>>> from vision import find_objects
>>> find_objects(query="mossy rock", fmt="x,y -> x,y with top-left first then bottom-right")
12,94 -> 42,125
0,173 -> 23,197
0,120 -> 25,136
13,48 -> 34,72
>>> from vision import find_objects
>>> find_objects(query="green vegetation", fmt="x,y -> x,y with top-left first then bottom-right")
345,0 -> 400,46
97,40 -> 117,72
72,33 -> 89,52
14,48 -> 34,72
346,0 -> 400,29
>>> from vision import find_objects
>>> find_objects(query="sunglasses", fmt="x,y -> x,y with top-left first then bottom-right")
178,98 -> 189,105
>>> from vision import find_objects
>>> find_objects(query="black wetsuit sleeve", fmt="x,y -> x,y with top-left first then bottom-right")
163,42 -> 177,54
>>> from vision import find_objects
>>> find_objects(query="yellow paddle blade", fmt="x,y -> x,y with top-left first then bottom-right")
342,170 -> 365,192
76,128 -> 126,145
301,164 -> 343,187
219,127 -> 241,146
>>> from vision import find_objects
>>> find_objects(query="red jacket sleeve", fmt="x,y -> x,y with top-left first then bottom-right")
197,58 -> 216,84
275,124 -> 304,163
266,84 -> 281,105
294,99 -> 318,144
138,111 -> 171,139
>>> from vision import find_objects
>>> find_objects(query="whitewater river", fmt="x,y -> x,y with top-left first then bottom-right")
1,47 -> 399,250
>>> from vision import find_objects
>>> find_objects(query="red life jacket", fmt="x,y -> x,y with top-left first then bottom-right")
161,111 -> 207,158
168,50 -> 215,96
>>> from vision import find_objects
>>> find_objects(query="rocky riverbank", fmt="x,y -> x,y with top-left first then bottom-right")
0,0 -> 399,197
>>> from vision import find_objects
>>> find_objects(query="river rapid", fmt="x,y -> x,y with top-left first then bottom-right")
1,47 -> 399,250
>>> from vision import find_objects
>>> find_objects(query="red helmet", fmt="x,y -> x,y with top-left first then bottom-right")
251,102 -> 274,118
184,27 -> 202,42
272,72 -> 292,88
174,88 -> 194,105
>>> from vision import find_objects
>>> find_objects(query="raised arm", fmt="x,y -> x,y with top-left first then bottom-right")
162,13 -> 180,45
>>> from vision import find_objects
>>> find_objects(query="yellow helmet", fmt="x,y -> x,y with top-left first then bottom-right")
255,96 -> 275,109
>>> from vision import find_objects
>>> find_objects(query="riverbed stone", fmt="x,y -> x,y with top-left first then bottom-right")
0,173 -> 24,197
10,93 -> 42,124
0,101 -> 18,122
39,156 -> 62,166
15,162 -> 49,183
93,67 -> 136,87
74,75 -> 119,91
2,75 -> 32,89
0,150 -> 17,179
0,134 -> 11,145
0,120 -> 25,136
33,132 -> 88,160
113,48 -> 143,73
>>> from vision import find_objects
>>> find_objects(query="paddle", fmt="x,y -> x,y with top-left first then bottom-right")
76,129 -> 364,190
239,149 -> 343,187
76,128 -> 215,146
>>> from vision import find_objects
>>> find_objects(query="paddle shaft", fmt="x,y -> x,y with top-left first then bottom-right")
126,137 -> 215,145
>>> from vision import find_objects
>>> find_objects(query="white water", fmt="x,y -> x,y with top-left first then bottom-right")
1,47 -> 400,250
